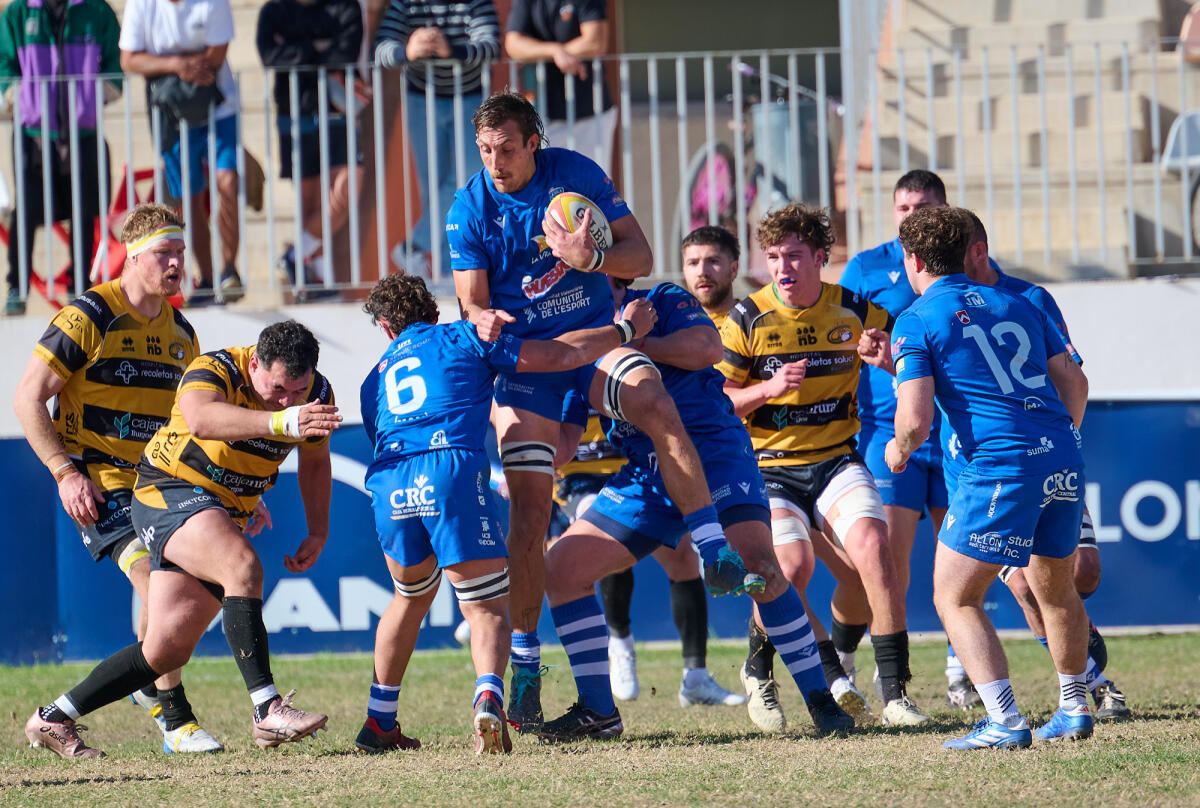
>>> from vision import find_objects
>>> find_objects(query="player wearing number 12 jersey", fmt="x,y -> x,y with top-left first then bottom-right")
887,206 -> 1091,750
355,274 -> 655,755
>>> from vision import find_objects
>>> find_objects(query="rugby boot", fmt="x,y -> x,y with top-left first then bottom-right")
704,546 -> 766,597
473,692 -> 513,754
537,702 -> 623,742
25,711 -> 105,759
1034,707 -> 1094,742
252,689 -> 328,749
943,717 -> 1032,750
354,717 -> 421,753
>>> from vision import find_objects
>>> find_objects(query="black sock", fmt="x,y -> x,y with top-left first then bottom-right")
671,577 -> 708,670
221,596 -> 275,713
831,619 -> 868,655
42,643 -> 160,722
158,684 -> 198,732
599,569 -> 635,638
139,684 -> 158,701
871,631 -> 911,702
817,640 -> 848,686
745,617 -> 775,679
1088,622 -> 1108,674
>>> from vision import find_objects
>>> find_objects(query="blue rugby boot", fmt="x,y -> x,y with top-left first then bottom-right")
943,717 -> 1033,750
1034,707 -> 1094,742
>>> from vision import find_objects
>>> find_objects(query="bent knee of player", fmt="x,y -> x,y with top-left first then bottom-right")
618,378 -> 679,433
1074,549 -> 1101,595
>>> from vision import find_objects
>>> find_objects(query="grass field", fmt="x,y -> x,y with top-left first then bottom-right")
2,632 -> 1198,808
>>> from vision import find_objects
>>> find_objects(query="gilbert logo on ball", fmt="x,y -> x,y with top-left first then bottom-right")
547,191 -> 613,250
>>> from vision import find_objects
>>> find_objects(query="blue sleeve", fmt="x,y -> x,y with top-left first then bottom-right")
1035,306 -> 1068,362
569,152 -> 630,225
447,195 -> 490,271
653,284 -> 715,337
839,253 -> 864,294
452,319 -> 524,373
892,310 -> 933,383
1025,286 -> 1082,365
359,372 -> 379,446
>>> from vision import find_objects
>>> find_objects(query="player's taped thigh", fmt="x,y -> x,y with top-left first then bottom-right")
112,534 -> 150,580
599,350 -> 660,423
815,465 -> 886,549
450,568 -> 510,603
393,567 -> 442,598
769,497 -> 814,547
998,565 -> 1018,583
500,440 -> 556,475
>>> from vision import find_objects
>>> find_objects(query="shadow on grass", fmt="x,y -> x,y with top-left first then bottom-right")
20,773 -> 167,788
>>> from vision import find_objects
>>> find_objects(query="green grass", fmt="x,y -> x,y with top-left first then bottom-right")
1,633 -> 1198,807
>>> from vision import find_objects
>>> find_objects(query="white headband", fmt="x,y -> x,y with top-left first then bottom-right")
126,226 -> 184,258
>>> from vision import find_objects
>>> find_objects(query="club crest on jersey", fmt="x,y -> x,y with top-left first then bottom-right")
827,324 -> 853,344
548,186 -> 566,198
521,262 -> 570,299
955,310 -> 970,324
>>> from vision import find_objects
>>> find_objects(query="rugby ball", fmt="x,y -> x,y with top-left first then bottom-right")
547,192 -> 613,250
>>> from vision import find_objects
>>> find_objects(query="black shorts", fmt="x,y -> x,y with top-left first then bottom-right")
131,465 -> 227,571
278,117 -> 359,179
759,451 -> 864,525
80,486 -> 135,562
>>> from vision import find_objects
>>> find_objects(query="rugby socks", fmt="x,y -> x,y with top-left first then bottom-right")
832,619 -> 867,680
946,643 -> 968,680
474,674 -> 504,712
551,596 -> 615,716
745,616 -> 776,679
871,631 -> 912,703
1058,672 -> 1089,712
672,577 -> 708,670
158,684 -> 198,732
139,684 -> 158,701
756,586 -> 827,702
221,596 -> 279,720
510,631 -> 541,674
684,506 -> 726,566
817,640 -> 849,686
599,569 -> 635,639
41,642 -> 160,722
367,682 -> 401,731
976,678 -> 1024,727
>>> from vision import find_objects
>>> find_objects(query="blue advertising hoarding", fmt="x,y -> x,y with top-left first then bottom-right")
2,400 -> 1197,665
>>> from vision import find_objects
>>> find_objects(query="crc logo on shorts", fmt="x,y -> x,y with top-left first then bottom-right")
1042,470 -> 1080,505
389,474 -> 439,519
967,531 -> 1005,554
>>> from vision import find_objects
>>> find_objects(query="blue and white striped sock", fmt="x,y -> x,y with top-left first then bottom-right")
367,682 -> 400,731
511,631 -> 540,674
474,673 -> 504,711
551,596 -> 615,716
757,585 -> 826,702
684,505 -> 726,566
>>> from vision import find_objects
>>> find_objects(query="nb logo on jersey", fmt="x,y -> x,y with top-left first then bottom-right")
115,361 -> 138,384
430,430 -> 448,448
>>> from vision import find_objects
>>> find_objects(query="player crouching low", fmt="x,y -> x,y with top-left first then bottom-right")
355,274 -> 656,755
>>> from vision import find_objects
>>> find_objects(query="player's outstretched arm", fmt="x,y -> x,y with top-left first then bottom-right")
1047,351 -> 1089,427
181,390 -> 342,441
516,297 -> 657,373
284,443 -> 332,573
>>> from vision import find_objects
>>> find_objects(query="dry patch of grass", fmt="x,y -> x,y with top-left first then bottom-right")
1,633 -> 1198,808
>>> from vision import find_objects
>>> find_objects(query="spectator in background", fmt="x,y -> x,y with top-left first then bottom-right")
504,0 -> 615,175
257,0 -> 364,302
0,0 -> 121,315
374,0 -> 499,277
119,0 -> 243,305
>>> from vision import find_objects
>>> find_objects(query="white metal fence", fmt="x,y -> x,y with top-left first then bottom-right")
3,37 -> 1199,311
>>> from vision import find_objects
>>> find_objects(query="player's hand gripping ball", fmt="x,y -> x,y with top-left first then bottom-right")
546,191 -> 613,250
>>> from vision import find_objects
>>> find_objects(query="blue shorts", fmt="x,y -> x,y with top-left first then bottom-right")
367,448 -> 507,568
939,463 -> 1085,567
581,432 -> 769,561
495,363 -> 597,425
860,426 -> 948,513
163,114 -> 239,198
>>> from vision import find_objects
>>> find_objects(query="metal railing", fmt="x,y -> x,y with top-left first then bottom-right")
3,36 -> 1200,313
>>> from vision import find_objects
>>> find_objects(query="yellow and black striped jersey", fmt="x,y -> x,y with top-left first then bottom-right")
33,279 -> 199,491
558,414 -> 626,478
718,282 -> 893,466
139,346 -> 334,521
707,306 -> 732,332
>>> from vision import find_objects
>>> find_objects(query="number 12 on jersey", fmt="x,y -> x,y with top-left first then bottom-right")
962,322 -> 1046,394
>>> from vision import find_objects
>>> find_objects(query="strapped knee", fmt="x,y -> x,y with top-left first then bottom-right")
393,567 -> 442,598
500,441 -> 556,475
450,568 -> 510,603
113,534 -> 150,580
600,351 -> 660,423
